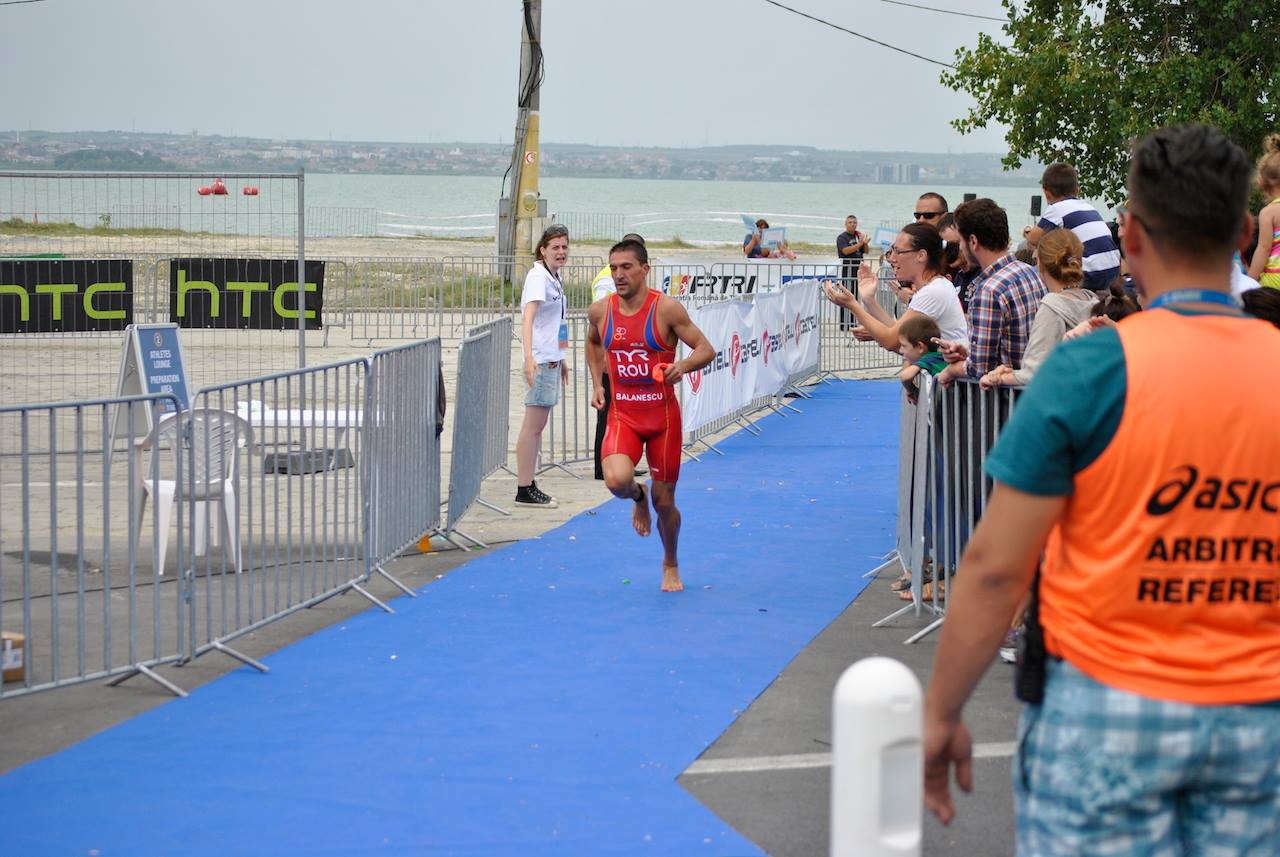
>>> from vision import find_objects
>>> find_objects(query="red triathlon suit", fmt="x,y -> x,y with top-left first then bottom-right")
600,289 -> 683,482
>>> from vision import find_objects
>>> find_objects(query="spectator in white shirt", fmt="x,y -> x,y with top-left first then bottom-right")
514,225 -> 571,508
821,222 -> 969,354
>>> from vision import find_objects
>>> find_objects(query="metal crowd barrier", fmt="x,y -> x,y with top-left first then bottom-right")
469,317 -> 514,482
0,393 -> 190,699
340,256 -> 442,342
1,338 -> 466,700
440,330 -> 495,549
540,313 -> 595,473
874,377 -> 1022,643
365,338 -> 443,598
184,358 -> 372,669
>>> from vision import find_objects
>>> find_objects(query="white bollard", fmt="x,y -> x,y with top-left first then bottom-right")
830,657 -> 923,857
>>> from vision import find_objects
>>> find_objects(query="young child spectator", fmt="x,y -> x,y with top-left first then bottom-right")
1026,162 -> 1122,291
1247,134 -> 1280,289
981,229 -> 1098,387
1063,280 -> 1142,340
897,314 -> 946,403
893,313 -> 947,598
1243,285 -> 1280,328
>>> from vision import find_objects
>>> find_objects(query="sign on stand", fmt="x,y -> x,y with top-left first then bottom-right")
113,323 -> 191,444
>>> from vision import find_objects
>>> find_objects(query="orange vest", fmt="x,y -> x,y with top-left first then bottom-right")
1041,308 -> 1280,704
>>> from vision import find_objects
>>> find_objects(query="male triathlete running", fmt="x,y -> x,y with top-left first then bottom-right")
586,238 -> 714,592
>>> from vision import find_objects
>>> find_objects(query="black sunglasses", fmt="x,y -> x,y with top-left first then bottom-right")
913,211 -> 942,220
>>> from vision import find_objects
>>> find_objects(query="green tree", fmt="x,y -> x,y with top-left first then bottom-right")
944,0 -> 1280,203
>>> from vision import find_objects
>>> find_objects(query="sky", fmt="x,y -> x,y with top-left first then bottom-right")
1,0 -> 1012,153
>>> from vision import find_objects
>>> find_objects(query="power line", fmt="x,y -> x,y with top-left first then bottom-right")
0,0 -> 51,6
760,0 -> 955,68
881,0 -> 1006,23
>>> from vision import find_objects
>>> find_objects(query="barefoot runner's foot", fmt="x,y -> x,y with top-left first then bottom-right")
631,483 -> 651,537
661,564 -> 684,592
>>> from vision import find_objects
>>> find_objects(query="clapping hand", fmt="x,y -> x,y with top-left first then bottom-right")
823,279 -> 855,307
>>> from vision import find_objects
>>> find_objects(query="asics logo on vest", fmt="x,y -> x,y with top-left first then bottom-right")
1146,465 -> 1280,516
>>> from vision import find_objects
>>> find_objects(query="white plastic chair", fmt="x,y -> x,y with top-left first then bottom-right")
129,409 -> 254,576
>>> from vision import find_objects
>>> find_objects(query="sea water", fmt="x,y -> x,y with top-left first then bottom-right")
306,173 -> 1046,244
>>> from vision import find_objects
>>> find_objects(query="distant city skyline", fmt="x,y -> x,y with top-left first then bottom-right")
2,0 -> 1012,153
3,128 -> 1040,186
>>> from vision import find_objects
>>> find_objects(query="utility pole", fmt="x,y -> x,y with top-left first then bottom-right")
499,0 -> 544,279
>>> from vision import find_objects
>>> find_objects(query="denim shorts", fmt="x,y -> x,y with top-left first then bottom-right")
524,362 -> 561,408
1014,658 -> 1280,856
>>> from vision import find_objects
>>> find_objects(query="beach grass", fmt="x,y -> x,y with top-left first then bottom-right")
0,217 -> 198,239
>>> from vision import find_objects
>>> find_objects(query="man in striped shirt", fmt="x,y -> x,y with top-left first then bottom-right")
1026,163 -> 1122,291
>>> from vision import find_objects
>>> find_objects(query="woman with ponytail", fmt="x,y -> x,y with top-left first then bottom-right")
981,229 -> 1097,387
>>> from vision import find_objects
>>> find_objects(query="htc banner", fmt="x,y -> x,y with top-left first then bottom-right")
0,259 -> 133,333
169,258 -> 324,330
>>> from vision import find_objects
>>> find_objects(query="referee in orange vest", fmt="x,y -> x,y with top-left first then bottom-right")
923,124 -> 1280,853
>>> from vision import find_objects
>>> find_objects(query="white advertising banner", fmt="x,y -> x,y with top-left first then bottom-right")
680,300 -> 756,433
781,279 -> 821,376
680,282 -> 821,433
751,290 -> 789,398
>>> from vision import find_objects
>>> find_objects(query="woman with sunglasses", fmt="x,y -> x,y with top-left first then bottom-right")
514,224 -> 571,508
822,222 -> 968,355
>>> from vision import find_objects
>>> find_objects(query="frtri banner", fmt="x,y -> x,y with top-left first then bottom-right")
680,281 -> 820,432
168,258 -> 324,330
661,261 -> 838,297
0,259 -> 133,334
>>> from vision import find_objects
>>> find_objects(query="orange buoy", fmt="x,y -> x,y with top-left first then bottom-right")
197,186 -> 212,195
211,178 -> 228,195
242,186 -> 259,196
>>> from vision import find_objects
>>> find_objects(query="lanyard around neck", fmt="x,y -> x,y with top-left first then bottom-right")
1147,289 -> 1240,310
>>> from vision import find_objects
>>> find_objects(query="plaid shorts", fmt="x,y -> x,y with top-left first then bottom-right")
1014,658 -> 1280,856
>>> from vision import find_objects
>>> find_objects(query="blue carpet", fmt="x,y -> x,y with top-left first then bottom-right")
0,379 -> 899,856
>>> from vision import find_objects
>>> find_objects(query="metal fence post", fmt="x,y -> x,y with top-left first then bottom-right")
297,167 -> 306,370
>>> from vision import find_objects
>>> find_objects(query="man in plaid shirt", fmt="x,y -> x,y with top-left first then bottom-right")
938,199 -> 1045,385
